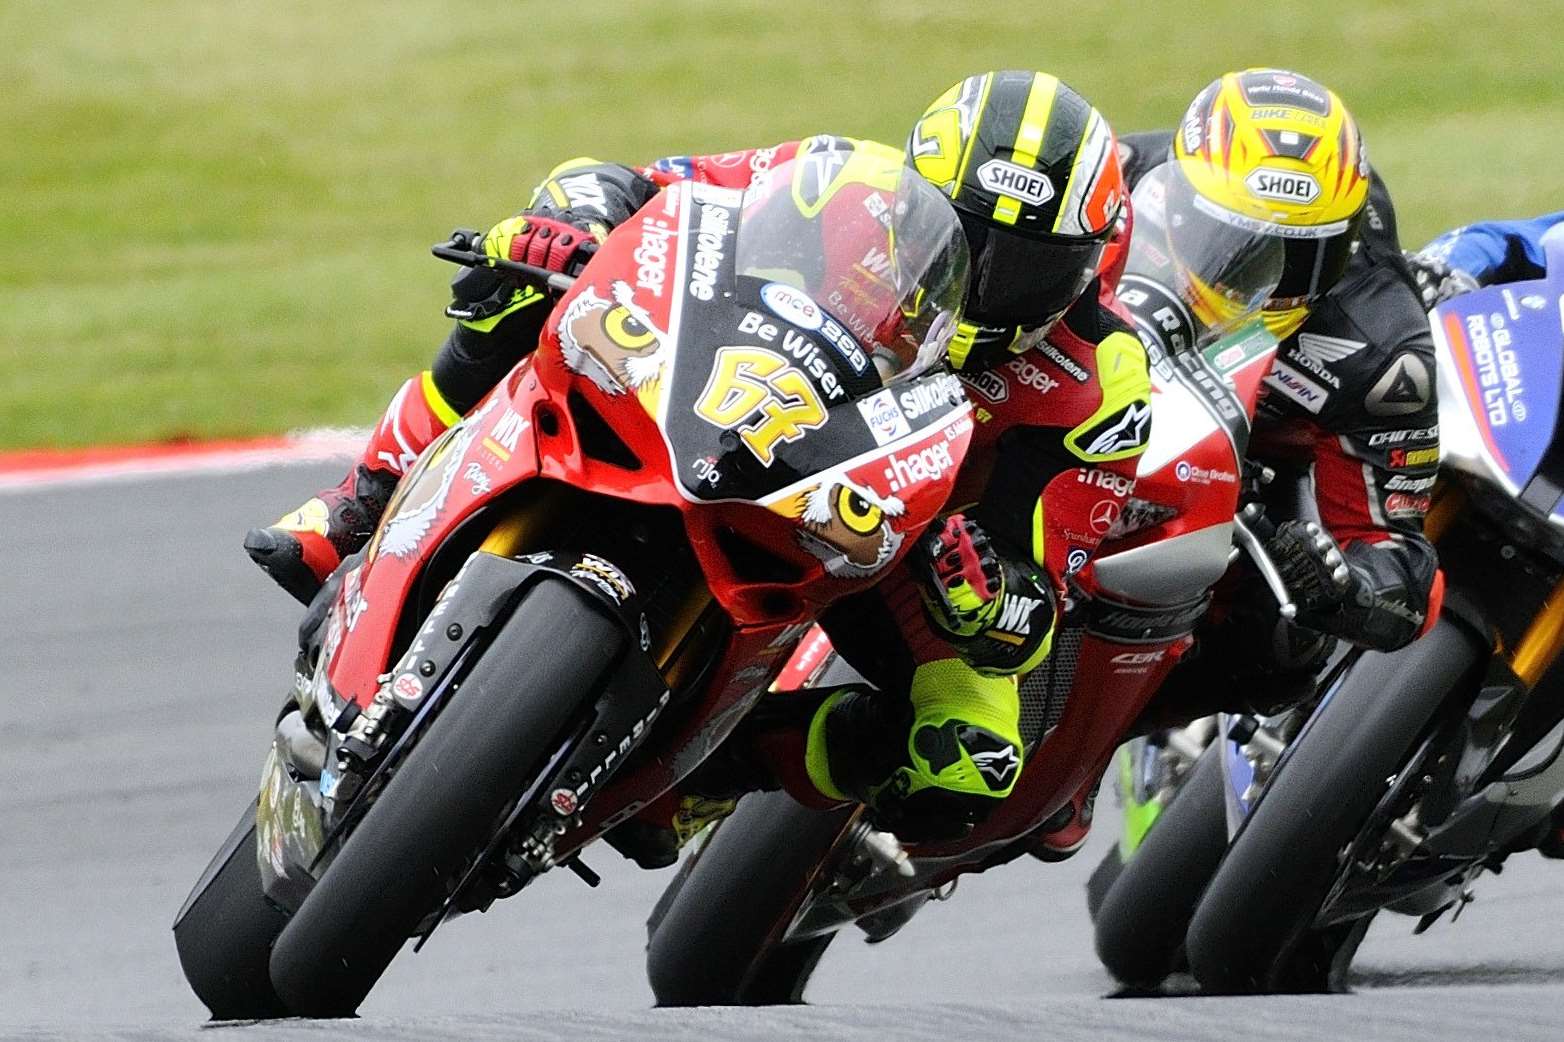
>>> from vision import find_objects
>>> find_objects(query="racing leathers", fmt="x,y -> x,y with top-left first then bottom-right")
1118,130 -> 1440,721
264,136 -> 1150,847
1410,210 -> 1564,305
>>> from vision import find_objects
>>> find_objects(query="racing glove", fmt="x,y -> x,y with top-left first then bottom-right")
446,213 -> 605,329
1405,249 -> 1479,310
913,515 -> 1057,675
481,214 -> 603,274
1259,517 -> 1429,651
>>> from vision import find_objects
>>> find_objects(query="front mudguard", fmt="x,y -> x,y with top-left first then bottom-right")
256,746 -> 325,913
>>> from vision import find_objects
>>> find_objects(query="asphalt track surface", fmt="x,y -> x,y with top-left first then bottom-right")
4,463 -> 1564,1040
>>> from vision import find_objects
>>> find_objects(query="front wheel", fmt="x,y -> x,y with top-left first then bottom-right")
268,578 -> 623,1017
1092,742 -> 1227,989
1185,617 -> 1487,993
646,789 -> 854,1006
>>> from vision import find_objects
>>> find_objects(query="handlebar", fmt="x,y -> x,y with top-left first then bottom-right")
1232,505 -> 1297,620
430,229 -> 578,295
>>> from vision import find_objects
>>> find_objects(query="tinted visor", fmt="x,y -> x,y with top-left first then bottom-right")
1167,169 -> 1363,307
956,208 -> 1105,327
1276,217 -> 1361,300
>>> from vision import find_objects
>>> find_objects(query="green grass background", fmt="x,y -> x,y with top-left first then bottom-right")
5,0 -> 1560,448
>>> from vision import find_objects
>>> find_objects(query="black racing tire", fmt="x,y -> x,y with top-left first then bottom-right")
1092,742 -> 1227,988
1083,846 -> 1123,923
268,579 -> 622,1017
173,805 -> 291,1020
646,788 -> 854,1006
1186,617 -> 1487,994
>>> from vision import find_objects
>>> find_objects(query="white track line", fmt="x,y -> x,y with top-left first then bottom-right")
0,429 -> 368,494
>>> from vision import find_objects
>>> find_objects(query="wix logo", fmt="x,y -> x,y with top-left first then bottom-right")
995,594 -> 1042,636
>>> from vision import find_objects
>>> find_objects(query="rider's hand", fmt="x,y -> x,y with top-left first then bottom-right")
1264,520 -> 1356,616
1404,249 -> 1478,310
481,214 -> 601,276
913,514 -> 1005,638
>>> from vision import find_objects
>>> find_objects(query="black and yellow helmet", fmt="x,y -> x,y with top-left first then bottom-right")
907,70 -> 1125,365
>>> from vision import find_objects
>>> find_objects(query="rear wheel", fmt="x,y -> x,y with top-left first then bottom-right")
1092,743 -> 1227,988
173,805 -> 291,1020
268,578 -> 623,1017
646,789 -> 853,1006
1186,617 -> 1486,993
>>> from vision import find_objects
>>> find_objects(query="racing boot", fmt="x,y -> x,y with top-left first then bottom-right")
806,664 -> 1023,843
1028,773 -> 1101,862
244,371 -> 458,604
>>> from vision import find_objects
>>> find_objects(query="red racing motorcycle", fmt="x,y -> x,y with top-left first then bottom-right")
643,160 -> 1302,1005
173,151 -> 976,1019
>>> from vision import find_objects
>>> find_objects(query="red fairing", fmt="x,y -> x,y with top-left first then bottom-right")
320,178 -> 970,717
640,142 -> 802,189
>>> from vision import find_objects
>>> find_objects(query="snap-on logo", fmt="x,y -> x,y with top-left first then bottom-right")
1245,168 -> 1320,204
976,159 -> 1054,206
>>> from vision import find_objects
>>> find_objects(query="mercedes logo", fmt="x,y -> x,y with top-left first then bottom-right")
1090,499 -> 1120,534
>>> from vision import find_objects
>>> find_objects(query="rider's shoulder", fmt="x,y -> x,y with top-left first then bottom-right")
1053,281 -> 1137,350
1116,130 -> 1173,190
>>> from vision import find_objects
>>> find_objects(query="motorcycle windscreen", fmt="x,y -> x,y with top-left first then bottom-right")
655,153 -> 972,505
1432,267 -> 1564,519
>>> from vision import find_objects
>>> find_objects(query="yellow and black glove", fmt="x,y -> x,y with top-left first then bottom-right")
913,514 -> 1057,675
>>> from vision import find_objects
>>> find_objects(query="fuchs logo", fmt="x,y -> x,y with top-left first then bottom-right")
961,369 -> 1009,404
1246,167 -> 1320,204
976,159 -> 1055,206
760,281 -> 824,332
882,441 -> 955,493
857,389 -> 911,447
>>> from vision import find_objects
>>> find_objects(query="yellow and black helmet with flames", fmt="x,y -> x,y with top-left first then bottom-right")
1171,68 -> 1370,337
907,70 -> 1125,367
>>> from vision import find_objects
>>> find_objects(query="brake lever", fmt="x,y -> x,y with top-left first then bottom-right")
1232,506 -> 1297,620
431,229 -> 578,295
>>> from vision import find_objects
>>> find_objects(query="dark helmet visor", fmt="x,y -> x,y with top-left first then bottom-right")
955,208 -> 1105,327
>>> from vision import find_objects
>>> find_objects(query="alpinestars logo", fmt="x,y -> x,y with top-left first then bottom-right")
1074,402 -> 1151,458
958,726 -> 1020,791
